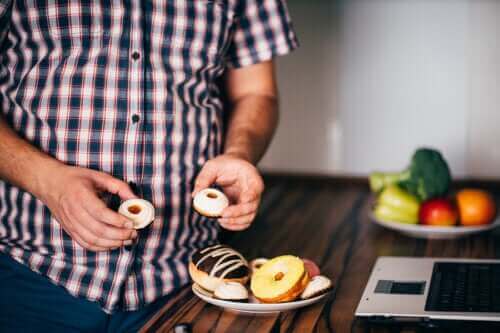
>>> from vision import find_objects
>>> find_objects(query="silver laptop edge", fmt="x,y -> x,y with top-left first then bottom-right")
355,257 -> 500,322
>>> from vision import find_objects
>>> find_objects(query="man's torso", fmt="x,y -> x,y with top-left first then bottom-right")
0,0 -> 297,312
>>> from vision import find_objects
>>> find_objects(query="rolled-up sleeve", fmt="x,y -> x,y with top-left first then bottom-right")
225,0 -> 299,68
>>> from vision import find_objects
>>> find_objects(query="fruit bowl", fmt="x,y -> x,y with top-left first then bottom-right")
370,212 -> 500,239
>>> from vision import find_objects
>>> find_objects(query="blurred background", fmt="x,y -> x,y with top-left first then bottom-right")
260,0 -> 500,180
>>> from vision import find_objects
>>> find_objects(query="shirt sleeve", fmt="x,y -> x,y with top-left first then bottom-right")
224,0 -> 299,68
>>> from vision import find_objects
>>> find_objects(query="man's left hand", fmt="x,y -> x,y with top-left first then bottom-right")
192,154 -> 264,231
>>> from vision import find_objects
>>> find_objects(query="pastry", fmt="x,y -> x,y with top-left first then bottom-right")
250,255 -> 310,303
302,258 -> 321,278
213,281 -> 249,302
192,283 -> 214,298
189,244 -> 250,292
118,198 -> 155,229
193,188 -> 229,217
249,258 -> 268,274
300,275 -> 332,299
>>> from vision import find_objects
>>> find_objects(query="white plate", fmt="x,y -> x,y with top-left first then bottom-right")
192,284 -> 330,314
370,213 -> 500,239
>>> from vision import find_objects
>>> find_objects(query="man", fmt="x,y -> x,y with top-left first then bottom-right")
0,0 -> 297,331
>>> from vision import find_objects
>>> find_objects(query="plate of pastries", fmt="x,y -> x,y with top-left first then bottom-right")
189,244 -> 333,314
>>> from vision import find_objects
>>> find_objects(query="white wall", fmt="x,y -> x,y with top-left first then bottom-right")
338,0 -> 468,177
259,1 -> 341,174
467,1 -> 500,179
260,0 -> 500,179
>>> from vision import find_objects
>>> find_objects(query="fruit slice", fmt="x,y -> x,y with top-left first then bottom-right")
250,255 -> 309,303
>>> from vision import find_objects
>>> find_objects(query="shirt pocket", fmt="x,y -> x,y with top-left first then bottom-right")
25,1 -> 108,46
166,0 -> 234,65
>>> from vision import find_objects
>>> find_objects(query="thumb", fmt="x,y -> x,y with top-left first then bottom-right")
192,162 -> 219,197
92,171 -> 137,200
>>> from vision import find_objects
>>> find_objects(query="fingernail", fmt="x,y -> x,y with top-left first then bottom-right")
132,231 -> 138,238
125,221 -> 133,229
124,240 -> 133,246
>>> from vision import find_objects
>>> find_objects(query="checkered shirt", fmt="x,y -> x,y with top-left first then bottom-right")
0,0 -> 297,312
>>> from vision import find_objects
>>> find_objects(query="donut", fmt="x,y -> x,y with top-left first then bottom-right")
213,281 -> 249,302
193,188 -> 229,217
302,258 -> 321,278
300,275 -> 333,299
189,244 -> 249,292
249,258 -> 269,274
192,283 -> 214,298
250,255 -> 310,303
118,198 -> 155,229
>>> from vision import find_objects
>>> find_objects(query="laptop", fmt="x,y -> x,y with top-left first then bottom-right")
355,257 -> 500,324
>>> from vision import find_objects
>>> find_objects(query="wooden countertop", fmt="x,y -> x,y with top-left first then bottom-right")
141,177 -> 500,333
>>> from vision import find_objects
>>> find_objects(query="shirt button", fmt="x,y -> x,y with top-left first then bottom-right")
131,51 -> 141,60
131,114 -> 140,123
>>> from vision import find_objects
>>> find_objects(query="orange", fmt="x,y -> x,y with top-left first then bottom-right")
456,189 -> 496,226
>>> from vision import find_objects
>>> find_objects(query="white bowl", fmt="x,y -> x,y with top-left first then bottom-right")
370,213 -> 500,239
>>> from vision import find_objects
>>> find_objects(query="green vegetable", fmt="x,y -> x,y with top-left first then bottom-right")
374,185 -> 419,224
369,148 -> 451,201
374,204 -> 418,224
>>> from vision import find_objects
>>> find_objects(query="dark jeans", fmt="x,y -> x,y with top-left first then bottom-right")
0,252 -> 168,333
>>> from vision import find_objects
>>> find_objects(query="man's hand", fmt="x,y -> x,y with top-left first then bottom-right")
38,165 -> 138,251
190,60 -> 278,231
193,154 -> 264,231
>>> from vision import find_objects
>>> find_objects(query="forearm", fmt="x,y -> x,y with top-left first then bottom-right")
224,94 -> 279,165
0,115 -> 62,197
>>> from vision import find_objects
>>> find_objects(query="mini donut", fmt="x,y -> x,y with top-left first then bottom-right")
193,188 -> 229,217
300,275 -> 333,299
249,258 -> 269,274
250,255 -> 310,303
189,244 -> 250,292
302,258 -> 321,278
192,283 -> 214,298
118,198 -> 155,229
213,281 -> 249,302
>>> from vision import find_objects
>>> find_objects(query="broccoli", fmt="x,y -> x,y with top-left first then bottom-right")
369,148 -> 451,201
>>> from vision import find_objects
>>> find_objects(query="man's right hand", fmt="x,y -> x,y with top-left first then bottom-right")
38,165 -> 138,251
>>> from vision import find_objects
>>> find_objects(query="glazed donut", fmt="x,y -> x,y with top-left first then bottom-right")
300,275 -> 333,299
189,244 -> 250,292
250,255 -> 310,303
118,198 -> 155,229
213,281 -> 249,302
193,188 -> 229,217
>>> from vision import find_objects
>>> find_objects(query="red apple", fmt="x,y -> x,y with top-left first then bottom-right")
419,198 -> 458,226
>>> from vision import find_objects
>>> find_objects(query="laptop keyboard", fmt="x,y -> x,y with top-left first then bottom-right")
425,262 -> 500,313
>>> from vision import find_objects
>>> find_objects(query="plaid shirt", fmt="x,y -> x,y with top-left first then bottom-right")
0,0 -> 297,313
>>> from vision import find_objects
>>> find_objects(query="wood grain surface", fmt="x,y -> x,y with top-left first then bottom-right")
141,177 -> 500,333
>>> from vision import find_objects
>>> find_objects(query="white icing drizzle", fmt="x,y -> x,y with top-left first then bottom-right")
195,245 -> 248,279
